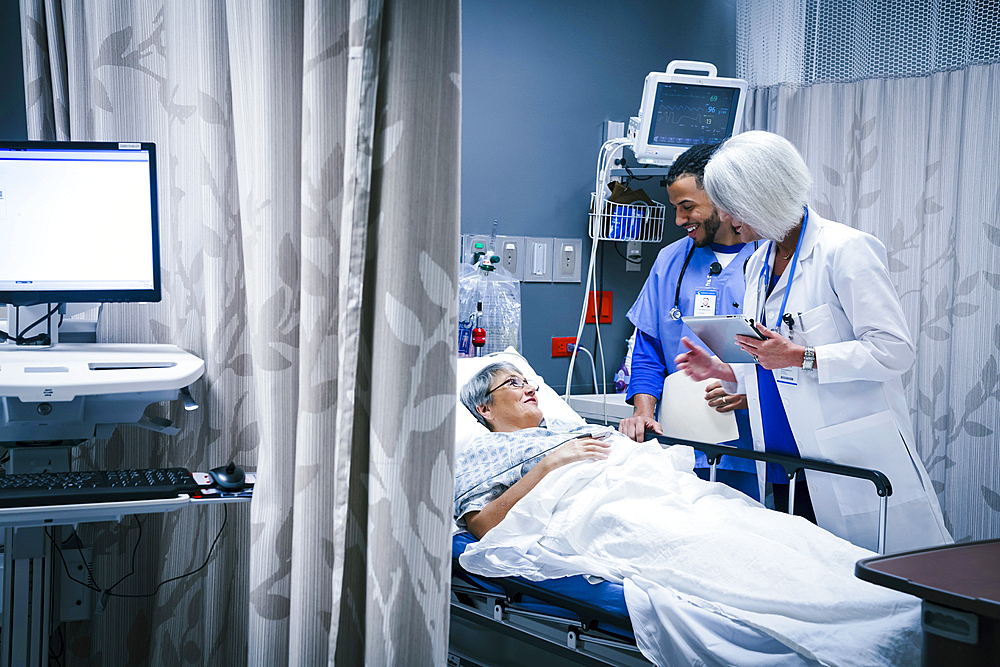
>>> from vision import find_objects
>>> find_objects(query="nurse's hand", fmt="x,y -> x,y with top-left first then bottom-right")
619,414 -> 662,443
736,323 -> 809,370
619,394 -> 662,443
704,380 -> 746,412
675,337 -> 736,383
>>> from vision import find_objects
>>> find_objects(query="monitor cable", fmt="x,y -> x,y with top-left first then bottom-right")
49,623 -> 65,666
45,503 -> 228,609
0,303 -> 63,346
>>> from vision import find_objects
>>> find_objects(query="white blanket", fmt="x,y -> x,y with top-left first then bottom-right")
459,436 -> 921,667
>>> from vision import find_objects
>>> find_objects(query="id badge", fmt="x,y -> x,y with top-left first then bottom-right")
693,289 -> 718,316
776,367 -> 798,385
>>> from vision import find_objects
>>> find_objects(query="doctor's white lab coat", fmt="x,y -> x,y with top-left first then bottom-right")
728,209 -> 951,554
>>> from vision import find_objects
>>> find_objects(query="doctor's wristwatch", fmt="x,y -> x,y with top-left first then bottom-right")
802,346 -> 816,371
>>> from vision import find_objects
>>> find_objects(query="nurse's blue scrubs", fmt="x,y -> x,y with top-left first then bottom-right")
627,239 -> 759,501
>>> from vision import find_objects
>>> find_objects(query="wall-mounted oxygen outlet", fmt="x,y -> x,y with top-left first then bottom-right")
462,235 -> 581,283
495,235 -> 525,281
524,237 -> 552,282
553,238 -> 582,283
463,234 -> 493,266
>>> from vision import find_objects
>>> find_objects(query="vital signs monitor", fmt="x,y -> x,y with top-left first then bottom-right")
0,141 -> 161,306
630,61 -> 747,165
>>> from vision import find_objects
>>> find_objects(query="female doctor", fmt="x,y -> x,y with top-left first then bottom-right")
675,131 -> 951,554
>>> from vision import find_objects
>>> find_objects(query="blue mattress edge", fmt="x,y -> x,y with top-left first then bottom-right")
452,531 -> 633,636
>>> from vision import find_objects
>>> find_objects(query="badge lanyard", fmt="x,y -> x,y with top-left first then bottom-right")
755,207 -> 808,330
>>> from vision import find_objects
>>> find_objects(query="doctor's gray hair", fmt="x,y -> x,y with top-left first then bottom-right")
460,361 -> 522,430
704,131 -> 813,242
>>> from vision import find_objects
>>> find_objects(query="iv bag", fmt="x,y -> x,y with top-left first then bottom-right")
458,263 -> 521,357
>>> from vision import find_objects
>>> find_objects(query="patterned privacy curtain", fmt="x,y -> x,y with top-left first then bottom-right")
737,0 -> 1000,543
19,0 -> 460,665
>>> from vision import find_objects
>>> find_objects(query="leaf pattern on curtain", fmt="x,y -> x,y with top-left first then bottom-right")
18,0 -> 459,665
744,67 -> 1000,546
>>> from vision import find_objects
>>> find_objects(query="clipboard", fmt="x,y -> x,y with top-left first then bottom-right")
656,372 -> 738,443
682,315 -> 765,364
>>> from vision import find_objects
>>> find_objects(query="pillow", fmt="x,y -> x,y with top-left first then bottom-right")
456,347 -> 586,457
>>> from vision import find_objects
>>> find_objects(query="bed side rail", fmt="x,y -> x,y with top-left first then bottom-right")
651,435 -> 893,554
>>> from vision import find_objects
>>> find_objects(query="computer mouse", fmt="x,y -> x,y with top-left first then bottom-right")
209,462 -> 246,490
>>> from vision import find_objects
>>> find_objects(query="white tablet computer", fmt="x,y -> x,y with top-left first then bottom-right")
682,315 -> 765,364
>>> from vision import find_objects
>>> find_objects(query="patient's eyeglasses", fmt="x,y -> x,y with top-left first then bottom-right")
485,376 -> 538,397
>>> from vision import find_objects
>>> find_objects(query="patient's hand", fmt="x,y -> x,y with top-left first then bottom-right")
542,437 -> 611,471
704,380 -> 747,413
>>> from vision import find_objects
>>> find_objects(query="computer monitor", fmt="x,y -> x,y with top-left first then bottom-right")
0,141 -> 161,307
631,62 -> 747,166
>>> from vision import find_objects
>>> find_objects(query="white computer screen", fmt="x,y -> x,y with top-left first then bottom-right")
0,142 -> 160,305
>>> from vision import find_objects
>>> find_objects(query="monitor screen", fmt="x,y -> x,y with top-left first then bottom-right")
646,83 -> 741,148
632,69 -> 747,166
0,141 -> 161,306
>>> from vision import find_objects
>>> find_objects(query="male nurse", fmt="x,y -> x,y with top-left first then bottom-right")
618,143 -> 759,499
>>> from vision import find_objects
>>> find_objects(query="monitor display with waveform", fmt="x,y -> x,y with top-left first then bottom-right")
648,83 -> 740,147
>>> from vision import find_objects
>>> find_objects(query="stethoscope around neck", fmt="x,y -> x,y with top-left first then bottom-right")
667,244 -> 736,321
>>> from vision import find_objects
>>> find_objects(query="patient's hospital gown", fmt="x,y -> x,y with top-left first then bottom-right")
453,418 -> 599,529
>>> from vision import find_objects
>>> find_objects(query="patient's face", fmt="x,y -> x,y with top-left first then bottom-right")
481,372 -> 544,432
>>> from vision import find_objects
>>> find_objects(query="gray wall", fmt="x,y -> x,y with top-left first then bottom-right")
0,3 -> 27,141
463,0 -> 738,393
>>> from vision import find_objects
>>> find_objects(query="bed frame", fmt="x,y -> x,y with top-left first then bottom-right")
448,438 -> 895,667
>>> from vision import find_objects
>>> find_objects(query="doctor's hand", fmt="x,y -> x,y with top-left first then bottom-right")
736,323 -> 808,371
704,380 -> 746,413
674,337 -> 737,383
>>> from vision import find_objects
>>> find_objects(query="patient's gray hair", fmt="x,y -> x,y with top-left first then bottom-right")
704,131 -> 813,242
460,361 -> 522,430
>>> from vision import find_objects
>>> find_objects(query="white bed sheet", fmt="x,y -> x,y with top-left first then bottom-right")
459,435 -> 921,667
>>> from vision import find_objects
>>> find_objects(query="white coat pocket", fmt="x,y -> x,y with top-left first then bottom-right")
795,303 -> 841,347
812,410 -> 924,515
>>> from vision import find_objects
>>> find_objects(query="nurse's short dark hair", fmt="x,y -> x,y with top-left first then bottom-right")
665,142 -> 722,188
460,361 -> 521,430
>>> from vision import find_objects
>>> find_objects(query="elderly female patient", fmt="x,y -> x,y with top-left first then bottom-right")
455,361 -> 611,539
454,361 -> 923,667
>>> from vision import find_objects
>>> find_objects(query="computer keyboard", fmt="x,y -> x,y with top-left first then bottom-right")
0,468 -> 202,508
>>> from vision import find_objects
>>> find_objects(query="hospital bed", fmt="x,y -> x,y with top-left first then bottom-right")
448,350 -> 899,667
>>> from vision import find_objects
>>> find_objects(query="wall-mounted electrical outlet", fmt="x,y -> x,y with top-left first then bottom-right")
626,241 -> 642,272
551,337 -> 576,357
